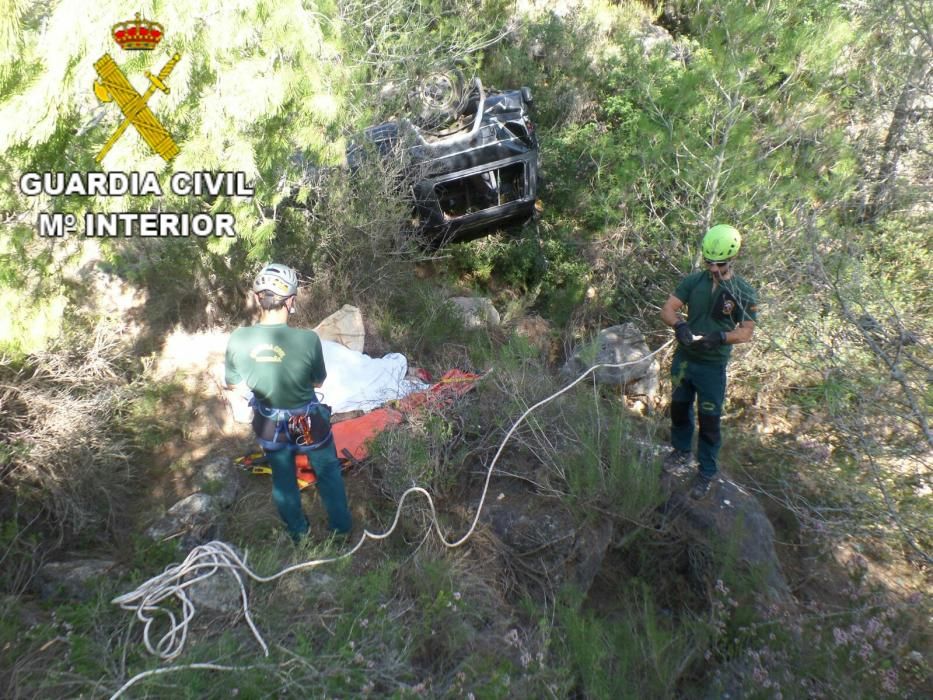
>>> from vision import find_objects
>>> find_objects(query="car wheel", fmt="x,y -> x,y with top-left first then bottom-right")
411,69 -> 466,127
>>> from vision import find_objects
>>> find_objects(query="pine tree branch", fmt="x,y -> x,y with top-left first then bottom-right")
804,218 -> 933,450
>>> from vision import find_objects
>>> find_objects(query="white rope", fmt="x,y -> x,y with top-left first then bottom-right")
109,340 -> 672,698
109,663 -> 265,700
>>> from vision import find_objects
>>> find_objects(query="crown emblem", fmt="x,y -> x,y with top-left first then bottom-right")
112,13 -> 164,51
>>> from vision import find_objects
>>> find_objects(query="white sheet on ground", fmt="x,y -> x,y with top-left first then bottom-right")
318,340 -> 428,413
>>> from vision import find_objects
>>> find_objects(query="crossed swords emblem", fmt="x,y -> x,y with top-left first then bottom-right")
93,52 -> 181,163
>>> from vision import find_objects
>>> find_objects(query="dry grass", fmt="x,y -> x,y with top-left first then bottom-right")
0,323 -> 142,537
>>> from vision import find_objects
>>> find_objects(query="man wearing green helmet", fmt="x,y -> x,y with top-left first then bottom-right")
660,225 -> 758,499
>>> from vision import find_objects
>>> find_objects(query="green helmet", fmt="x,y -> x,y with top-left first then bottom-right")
702,224 -> 741,261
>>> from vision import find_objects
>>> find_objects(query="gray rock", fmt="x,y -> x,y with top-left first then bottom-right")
660,467 -> 791,601
145,493 -> 218,542
562,323 -> 660,399
195,456 -> 242,508
449,297 -> 501,329
186,546 -> 246,615
35,559 -> 121,600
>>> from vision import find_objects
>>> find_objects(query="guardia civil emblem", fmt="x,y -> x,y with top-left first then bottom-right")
92,13 -> 181,163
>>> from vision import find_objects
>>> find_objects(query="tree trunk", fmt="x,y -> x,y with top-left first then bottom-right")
862,53 -> 931,221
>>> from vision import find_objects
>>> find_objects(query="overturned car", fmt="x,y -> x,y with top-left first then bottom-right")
348,78 -> 540,244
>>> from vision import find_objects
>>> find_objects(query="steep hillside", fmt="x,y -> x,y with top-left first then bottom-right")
1,1 -> 930,698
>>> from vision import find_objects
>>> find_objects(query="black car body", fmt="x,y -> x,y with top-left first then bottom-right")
348,80 -> 539,243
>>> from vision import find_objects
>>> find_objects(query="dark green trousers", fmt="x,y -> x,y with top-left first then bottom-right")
670,349 -> 727,479
268,440 -> 352,541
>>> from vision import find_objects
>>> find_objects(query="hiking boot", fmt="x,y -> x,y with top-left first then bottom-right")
689,474 -> 713,500
663,449 -> 693,471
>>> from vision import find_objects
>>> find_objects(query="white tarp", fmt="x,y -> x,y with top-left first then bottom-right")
318,340 -> 427,413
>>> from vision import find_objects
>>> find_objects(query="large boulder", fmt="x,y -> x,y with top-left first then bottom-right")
660,462 -> 791,602
562,323 -> 660,399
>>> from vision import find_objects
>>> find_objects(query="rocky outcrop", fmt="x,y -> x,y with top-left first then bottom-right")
144,456 -> 243,547
660,461 -> 791,601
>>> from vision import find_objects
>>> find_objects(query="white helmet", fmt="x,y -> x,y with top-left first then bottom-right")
253,263 -> 298,297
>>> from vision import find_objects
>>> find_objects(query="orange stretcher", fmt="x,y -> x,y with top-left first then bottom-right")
236,370 -> 481,489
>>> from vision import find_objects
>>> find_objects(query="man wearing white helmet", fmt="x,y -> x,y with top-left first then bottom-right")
660,225 -> 758,499
224,263 -> 352,540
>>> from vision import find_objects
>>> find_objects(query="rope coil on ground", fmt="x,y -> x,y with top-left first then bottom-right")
110,341 -> 672,698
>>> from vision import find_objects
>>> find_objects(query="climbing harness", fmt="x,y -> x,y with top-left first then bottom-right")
250,395 -> 333,453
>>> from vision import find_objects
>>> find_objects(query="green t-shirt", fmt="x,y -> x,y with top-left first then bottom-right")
673,270 -> 758,364
224,323 -> 326,409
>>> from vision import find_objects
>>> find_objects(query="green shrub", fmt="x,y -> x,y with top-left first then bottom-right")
556,584 -> 701,699
478,347 -> 664,523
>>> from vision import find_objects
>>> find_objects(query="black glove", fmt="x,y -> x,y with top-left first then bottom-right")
694,331 -> 727,350
674,321 -> 694,346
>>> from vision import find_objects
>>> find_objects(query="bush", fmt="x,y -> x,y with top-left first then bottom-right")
0,325 -> 186,542
555,584 -> 703,699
